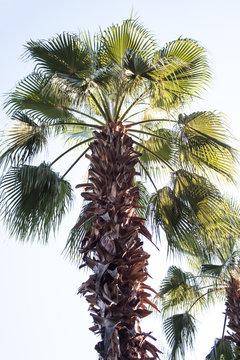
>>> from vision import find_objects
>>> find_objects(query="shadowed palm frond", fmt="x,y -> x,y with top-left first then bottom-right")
0,111 -> 48,169
148,186 -> 205,257
4,72 -> 83,125
206,338 -> 235,360
63,201 -> 94,265
163,312 -> 196,360
25,32 -> 92,77
0,163 -> 72,242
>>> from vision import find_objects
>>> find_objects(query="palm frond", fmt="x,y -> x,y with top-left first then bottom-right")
63,201 -> 94,265
99,18 -> 157,66
163,312 -> 196,360
4,72 -> 82,125
201,264 -> 225,278
0,111 -> 48,169
148,186 -> 205,257
172,170 -> 240,245
158,266 -> 208,317
206,338 -> 235,360
177,112 -> 239,183
0,163 -> 72,242
25,32 -> 92,77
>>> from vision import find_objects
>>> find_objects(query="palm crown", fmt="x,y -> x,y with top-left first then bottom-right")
1,19 -> 239,359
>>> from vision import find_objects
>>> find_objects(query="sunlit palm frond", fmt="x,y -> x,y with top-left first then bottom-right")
0,111 -> 48,169
158,266 -> 208,317
133,128 -> 176,181
149,38 -> 210,109
0,163 -> 72,242
177,112 -> 239,183
99,18 -> 157,66
172,170 -> 240,245
163,312 -> 196,360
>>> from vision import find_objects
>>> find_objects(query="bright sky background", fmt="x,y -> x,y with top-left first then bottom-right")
0,1 -> 240,359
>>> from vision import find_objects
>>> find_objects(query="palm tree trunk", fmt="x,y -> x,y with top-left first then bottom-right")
225,276 -> 240,351
78,122 -> 160,359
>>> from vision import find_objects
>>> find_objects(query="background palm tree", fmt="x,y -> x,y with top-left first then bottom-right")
156,233 -> 240,359
0,19 -> 239,359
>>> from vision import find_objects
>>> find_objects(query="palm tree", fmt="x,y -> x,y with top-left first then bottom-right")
0,19 -> 239,359
157,234 -> 240,359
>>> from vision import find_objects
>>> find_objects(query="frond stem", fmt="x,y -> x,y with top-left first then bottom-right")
129,128 -> 172,143
221,313 -> 227,339
61,147 -> 90,179
187,287 -> 225,313
49,122 -> 101,129
64,107 -> 104,125
91,83 -> 112,122
89,92 -> 108,121
120,92 -> 148,121
138,160 -> 158,193
50,137 -> 94,167
126,118 -> 177,128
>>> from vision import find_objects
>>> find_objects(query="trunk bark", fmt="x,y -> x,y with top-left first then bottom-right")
77,122 -> 160,359
225,276 -> 240,351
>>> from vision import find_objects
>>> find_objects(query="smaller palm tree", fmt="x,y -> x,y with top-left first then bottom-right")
155,233 -> 240,360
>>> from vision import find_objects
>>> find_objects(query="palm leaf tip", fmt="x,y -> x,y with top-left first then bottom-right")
0,163 -> 72,242
163,312 -> 196,360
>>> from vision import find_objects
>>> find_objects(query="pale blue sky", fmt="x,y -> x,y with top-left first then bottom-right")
0,1 -> 240,359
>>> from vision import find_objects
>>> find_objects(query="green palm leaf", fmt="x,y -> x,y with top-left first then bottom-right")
63,201 -> 94,265
163,312 -> 196,360
0,111 -> 48,168
177,112 -> 238,182
149,186 -> 204,256
150,38 -> 210,108
0,163 -> 72,242
206,338 -> 235,360
5,72 -> 82,125
99,18 -> 157,66
172,170 -> 240,243
25,32 -> 92,77
158,266 -> 208,316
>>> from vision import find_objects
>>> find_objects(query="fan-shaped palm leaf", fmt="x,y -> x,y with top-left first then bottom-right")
5,72 -> 82,125
0,111 -> 48,169
177,112 -> 238,182
150,38 -> 210,108
163,312 -> 196,360
25,32 -> 92,77
149,186 -> 205,257
63,201 -> 94,265
0,163 -> 72,242
99,18 -> 157,66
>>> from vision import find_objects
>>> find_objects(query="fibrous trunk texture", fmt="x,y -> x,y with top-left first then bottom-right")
225,276 -> 240,350
78,122 -> 160,359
